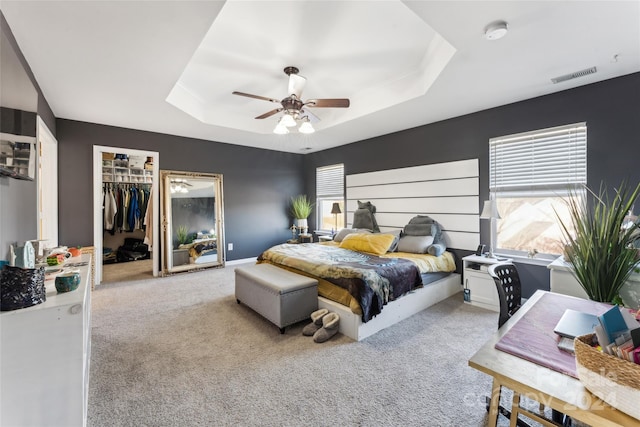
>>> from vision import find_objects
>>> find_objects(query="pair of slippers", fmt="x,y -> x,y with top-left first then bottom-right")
302,308 -> 340,343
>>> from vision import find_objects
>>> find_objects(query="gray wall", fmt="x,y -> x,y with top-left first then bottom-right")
303,72 -> 640,298
55,119 -> 303,261
0,12 -> 55,261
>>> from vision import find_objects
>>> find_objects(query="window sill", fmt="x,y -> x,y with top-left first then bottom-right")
495,253 -> 557,267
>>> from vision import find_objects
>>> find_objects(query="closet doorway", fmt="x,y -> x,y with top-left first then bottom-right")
92,146 -> 159,285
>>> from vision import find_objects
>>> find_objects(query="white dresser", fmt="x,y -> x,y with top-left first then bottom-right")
1,255 -> 91,427
548,256 -> 640,309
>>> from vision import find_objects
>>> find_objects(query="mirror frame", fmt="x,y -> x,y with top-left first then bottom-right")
160,170 -> 225,275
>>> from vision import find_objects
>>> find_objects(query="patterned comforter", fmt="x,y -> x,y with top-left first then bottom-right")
257,243 -> 423,322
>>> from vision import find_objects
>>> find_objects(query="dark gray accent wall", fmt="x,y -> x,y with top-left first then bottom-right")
1,107 -> 36,137
303,72 -> 640,298
55,120 -> 303,261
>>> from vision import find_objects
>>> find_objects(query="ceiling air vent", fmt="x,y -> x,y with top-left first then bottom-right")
551,66 -> 597,84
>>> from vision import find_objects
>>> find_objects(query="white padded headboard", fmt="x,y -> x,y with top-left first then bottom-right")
346,159 -> 480,251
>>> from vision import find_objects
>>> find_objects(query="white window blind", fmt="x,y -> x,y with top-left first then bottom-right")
490,122 -> 587,194
316,164 -> 344,197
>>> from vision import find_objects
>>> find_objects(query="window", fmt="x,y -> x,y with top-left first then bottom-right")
489,123 -> 587,257
316,163 -> 344,232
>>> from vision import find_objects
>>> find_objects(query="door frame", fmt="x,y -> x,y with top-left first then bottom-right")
92,146 -> 159,284
36,116 -> 58,246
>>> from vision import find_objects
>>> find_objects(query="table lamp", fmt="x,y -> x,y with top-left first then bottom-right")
331,203 -> 342,233
480,200 -> 501,258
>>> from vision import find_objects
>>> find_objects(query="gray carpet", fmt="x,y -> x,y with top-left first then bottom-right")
88,263 -> 538,426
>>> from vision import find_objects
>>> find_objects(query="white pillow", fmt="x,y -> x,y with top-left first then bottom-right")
397,235 -> 434,254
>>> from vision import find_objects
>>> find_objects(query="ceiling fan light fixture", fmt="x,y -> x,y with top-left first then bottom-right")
299,121 -> 315,134
280,113 -> 296,127
484,21 -> 508,40
273,123 -> 289,134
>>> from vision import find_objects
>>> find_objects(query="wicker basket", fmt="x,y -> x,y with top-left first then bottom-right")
574,333 -> 640,420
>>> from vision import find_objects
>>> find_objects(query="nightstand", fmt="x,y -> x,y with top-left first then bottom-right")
462,255 -> 512,312
298,234 -> 313,243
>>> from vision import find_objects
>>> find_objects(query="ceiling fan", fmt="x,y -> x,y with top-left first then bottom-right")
170,178 -> 192,194
232,66 -> 350,134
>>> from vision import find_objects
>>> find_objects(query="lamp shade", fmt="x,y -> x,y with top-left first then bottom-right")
479,200 -> 501,219
280,114 -> 296,127
331,202 -> 342,214
298,121 -> 315,134
273,123 -> 289,134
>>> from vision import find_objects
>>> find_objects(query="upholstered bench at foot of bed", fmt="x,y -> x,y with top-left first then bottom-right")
235,263 -> 318,334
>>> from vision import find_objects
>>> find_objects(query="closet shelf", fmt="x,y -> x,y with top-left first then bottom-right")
102,158 -> 152,183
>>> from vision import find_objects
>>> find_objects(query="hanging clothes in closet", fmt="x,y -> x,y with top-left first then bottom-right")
103,183 -> 151,234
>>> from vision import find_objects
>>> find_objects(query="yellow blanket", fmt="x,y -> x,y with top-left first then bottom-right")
382,251 -> 456,274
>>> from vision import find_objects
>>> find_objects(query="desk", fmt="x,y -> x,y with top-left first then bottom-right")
469,290 -> 640,427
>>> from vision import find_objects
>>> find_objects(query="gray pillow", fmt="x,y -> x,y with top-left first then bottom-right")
403,223 -> 435,236
333,228 -> 371,242
405,215 -> 442,239
397,235 -> 434,254
352,200 -> 380,232
427,242 -> 446,257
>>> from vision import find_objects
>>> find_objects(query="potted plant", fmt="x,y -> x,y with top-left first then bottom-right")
176,225 -> 189,246
558,181 -> 640,304
290,195 -> 314,235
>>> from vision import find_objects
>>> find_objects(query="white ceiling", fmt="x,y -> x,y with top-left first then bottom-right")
2,1 -> 639,154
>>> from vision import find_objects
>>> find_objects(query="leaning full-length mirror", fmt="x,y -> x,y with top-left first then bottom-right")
161,170 -> 224,275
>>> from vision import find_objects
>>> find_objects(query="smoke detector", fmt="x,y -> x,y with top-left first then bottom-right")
484,21 -> 508,40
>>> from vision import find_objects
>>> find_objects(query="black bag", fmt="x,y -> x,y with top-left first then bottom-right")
0,265 -> 46,311
121,238 -> 148,253
116,238 -> 149,262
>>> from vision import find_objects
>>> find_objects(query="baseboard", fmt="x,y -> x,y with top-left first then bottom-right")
226,257 -> 257,266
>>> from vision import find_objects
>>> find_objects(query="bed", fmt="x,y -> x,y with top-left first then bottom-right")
257,238 -> 460,340
178,238 -> 218,264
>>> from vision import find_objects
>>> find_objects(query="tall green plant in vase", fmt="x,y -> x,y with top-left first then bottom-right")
558,181 -> 640,303
290,195 -> 314,235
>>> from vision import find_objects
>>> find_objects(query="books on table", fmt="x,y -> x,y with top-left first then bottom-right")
598,305 -> 631,344
594,305 -> 640,362
553,306 -> 640,360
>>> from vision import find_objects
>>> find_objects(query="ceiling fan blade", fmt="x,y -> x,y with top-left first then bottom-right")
288,74 -> 306,98
306,98 -> 350,108
300,107 -> 321,123
255,108 -> 283,119
232,91 -> 280,104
